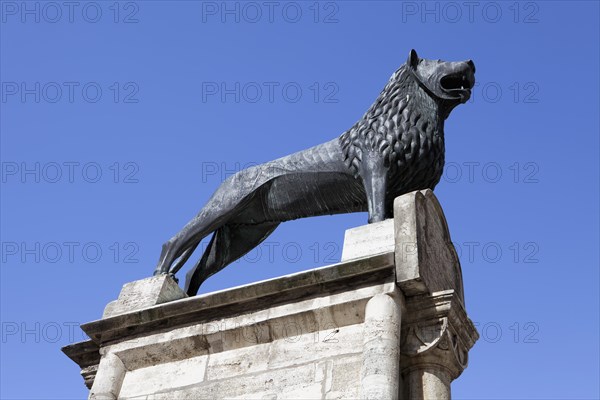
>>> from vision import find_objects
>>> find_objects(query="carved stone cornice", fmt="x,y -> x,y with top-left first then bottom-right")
400,289 -> 478,380
61,340 -> 101,389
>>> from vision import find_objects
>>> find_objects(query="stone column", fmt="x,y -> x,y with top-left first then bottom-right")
360,292 -> 403,400
400,290 -> 477,400
404,365 -> 451,400
88,351 -> 126,400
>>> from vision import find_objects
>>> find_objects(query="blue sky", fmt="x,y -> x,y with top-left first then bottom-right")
1,1 -> 598,399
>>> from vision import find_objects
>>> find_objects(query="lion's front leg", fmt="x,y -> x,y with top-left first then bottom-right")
360,151 -> 388,223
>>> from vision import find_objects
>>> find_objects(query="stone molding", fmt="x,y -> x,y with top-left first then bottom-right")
400,290 -> 478,380
62,339 -> 101,389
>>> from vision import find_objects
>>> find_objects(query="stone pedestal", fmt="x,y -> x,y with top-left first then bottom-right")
63,190 -> 479,399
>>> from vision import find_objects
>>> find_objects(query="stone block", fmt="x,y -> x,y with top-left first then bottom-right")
103,275 -> 187,318
205,342 -> 270,380
119,355 -> 208,398
341,219 -> 394,261
325,355 -> 362,399
394,189 -> 464,303
267,324 -> 363,370
147,361 -> 319,399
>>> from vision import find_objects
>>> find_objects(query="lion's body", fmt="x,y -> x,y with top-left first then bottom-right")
155,51 -> 475,295
207,139 -> 364,225
192,68 -> 445,226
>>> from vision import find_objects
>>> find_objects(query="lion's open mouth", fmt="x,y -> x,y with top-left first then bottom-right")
441,73 -> 474,92
440,72 -> 475,102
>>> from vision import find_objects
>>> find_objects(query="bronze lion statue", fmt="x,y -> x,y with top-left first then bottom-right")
154,49 -> 475,295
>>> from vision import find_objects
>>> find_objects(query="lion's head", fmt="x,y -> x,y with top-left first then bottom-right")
340,50 -> 476,179
407,49 -> 476,108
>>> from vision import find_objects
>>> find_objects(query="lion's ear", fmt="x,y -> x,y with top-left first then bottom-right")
408,49 -> 419,69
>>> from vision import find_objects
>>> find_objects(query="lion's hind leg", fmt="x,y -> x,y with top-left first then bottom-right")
184,221 -> 279,296
153,192 -> 259,276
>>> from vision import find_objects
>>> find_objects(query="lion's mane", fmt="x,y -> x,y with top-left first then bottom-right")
339,65 -> 444,191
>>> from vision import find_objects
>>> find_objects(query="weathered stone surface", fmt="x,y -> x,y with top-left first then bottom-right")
267,324 -> 364,370
325,355 -> 362,399
341,219 -> 394,261
360,291 -> 403,400
145,361 -> 320,400
204,342 -> 270,380
404,366 -> 451,400
119,355 -> 208,399
394,189 -> 465,303
103,275 -> 187,318
88,352 -> 126,399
